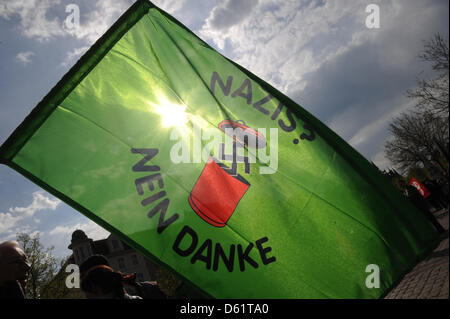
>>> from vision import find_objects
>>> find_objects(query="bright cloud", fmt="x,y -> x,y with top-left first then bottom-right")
64,0 -> 133,44
0,191 -> 61,234
47,219 -> 110,257
0,212 -> 21,235
204,0 -> 259,31
60,46 -> 89,67
0,0 -> 133,43
9,191 -> 61,216
15,51 -> 35,65
0,0 -> 65,42
200,0 -> 365,91
48,220 -> 109,240
152,0 -> 187,15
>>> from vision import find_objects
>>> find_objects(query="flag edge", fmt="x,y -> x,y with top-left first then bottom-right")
6,160 -> 214,299
0,0 -> 153,163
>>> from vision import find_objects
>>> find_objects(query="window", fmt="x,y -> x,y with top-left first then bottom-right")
118,257 -> 126,270
131,254 -> 138,265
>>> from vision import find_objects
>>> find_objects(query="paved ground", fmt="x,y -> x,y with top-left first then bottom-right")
385,209 -> 449,299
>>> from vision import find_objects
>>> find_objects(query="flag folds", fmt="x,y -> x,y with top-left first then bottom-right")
0,0 -> 439,298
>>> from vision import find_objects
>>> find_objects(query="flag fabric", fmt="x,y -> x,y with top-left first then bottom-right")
0,0 -> 439,298
409,177 -> 431,198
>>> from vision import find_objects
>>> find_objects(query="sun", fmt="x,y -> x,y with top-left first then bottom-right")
153,98 -> 188,128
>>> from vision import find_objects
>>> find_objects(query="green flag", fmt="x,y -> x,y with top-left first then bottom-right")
0,0 -> 439,298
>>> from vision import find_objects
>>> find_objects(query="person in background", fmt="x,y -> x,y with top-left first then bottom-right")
80,264 -> 142,299
79,254 -> 110,278
423,179 -> 446,211
0,241 -> 31,299
80,254 -> 166,299
400,180 -> 446,234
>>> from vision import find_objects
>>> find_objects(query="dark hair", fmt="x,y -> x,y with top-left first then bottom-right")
81,265 -> 125,298
79,255 -> 109,276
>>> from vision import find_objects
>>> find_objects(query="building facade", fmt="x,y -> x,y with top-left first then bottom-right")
68,229 -> 158,282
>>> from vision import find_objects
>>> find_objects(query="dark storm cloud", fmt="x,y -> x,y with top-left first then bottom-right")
295,42 -> 413,132
287,0 -> 449,165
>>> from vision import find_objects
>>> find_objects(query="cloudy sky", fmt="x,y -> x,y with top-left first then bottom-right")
0,0 -> 448,260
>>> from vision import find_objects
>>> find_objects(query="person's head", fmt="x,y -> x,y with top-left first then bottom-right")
0,241 -> 31,285
81,265 -> 126,299
79,254 -> 109,278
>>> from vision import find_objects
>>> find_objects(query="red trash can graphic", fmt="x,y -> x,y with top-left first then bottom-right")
218,119 -> 266,149
188,156 -> 250,227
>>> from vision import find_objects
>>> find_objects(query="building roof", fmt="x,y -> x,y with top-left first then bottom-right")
68,229 -> 92,249
68,230 -> 133,257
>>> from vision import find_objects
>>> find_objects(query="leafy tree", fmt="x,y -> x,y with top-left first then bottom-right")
16,232 -> 58,299
154,265 -> 183,297
39,255 -> 85,299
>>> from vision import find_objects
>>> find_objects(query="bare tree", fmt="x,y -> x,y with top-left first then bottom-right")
406,33 -> 449,118
385,33 -> 449,173
385,110 -> 448,174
